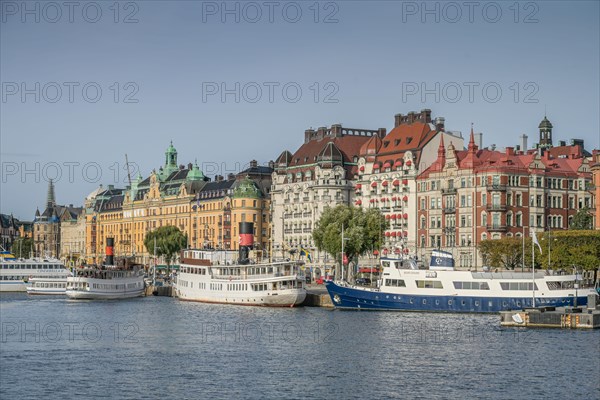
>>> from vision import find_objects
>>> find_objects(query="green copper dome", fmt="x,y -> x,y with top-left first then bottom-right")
234,176 -> 262,199
187,162 -> 205,181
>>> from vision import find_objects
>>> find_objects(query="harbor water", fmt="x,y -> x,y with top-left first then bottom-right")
1,293 -> 599,399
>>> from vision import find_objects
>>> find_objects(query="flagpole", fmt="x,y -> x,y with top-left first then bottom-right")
531,229 -> 535,307
522,225 -> 525,272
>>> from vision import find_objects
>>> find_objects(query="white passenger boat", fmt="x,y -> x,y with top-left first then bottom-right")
1,250 -> 70,292
175,222 -> 306,307
65,238 -> 145,300
325,250 -> 596,313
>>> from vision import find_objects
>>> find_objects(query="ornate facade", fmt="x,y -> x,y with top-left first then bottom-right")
353,110 -> 464,258
84,143 -> 272,265
416,118 -> 595,267
271,124 -> 386,276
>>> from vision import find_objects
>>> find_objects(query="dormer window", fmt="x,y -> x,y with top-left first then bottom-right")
406,137 -> 413,144
383,141 -> 390,148
394,139 -> 400,146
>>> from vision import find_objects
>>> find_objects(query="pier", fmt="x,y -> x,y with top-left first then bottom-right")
500,294 -> 600,329
302,285 -> 333,308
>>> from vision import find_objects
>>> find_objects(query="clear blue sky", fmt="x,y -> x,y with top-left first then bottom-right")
1,0 -> 599,219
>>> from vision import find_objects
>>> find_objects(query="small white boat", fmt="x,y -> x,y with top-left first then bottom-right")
65,238 -> 145,300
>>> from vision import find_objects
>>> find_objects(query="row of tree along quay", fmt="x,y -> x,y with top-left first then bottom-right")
312,205 -> 388,280
478,230 -> 600,271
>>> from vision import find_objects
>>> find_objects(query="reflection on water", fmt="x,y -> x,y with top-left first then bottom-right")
1,293 -> 598,399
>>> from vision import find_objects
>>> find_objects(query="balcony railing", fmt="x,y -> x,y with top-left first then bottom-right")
441,188 -> 457,195
442,207 -> 456,214
486,184 -> 507,191
487,224 -> 507,232
486,204 -> 507,211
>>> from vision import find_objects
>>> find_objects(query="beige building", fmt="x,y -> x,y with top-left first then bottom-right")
271,124 -> 386,277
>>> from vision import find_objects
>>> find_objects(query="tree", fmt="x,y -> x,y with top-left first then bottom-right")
479,231 -> 600,271
11,237 -> 34,258
312,205 -> 388,279
570,207 -> 593,230
144,226 -> 188,275
479,238 -> 527,270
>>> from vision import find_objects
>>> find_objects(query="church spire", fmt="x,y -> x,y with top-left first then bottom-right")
46,179 -> 56,208
468,123 -> 477,152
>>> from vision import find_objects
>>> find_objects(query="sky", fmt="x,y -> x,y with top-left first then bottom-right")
1,0 -> 599,219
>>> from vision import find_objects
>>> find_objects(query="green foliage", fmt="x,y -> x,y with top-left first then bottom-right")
479,230 -> 600,271
479,238 -> 523,270
312,205 -> 388,264
144,226 -> 188,266
570,208 -> 593,230
11,237 -> 34,258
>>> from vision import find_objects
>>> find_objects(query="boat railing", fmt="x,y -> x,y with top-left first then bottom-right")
212,272 -> 299,281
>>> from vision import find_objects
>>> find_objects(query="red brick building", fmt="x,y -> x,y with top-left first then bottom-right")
417,124 -> 594,268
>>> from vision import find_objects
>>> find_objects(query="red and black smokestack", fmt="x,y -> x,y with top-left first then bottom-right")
239,222 -> 254,264
105,237 -> 114,266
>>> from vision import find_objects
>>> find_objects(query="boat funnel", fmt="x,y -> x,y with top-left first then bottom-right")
106,237 -> 114,266
238,222 -> 254,265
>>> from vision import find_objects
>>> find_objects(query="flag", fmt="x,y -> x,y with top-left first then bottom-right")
531,231 -> 542,253
300,247 -> 312,262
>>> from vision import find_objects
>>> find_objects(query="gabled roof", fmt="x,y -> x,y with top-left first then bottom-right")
367,121 -> 438,166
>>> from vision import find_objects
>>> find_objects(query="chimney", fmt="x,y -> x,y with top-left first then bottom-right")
420,109 -> 432,123
227,173 -> 235,181
215,175 -> 223,182
474,133 -> 483,149
316,127 -> 326,140
407,112 -> 415,124
331,124 -> 342,137
304,129 -> 314,143
434,117 -> 445,131
238,222 -> 254,265
250,160 -> 258,168
558,140 -> 566,147
506,147 -> 514,156
394,113 -> 403,127
105,237 -> 114,266
377,128 -> 387,138
520,134 -> 528,152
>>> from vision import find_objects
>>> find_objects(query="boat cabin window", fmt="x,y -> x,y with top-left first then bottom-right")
547,281 -> 574,290
453,281 -> 490,290
381,261 -> 390,268
500,282 -> 538,291
416,280 -> 443,289
385,279 -> 406,287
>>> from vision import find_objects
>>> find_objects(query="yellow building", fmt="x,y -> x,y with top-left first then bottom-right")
84,143 -> 272,265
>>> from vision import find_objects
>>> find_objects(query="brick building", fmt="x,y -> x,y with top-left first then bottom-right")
417,119 -> 594,268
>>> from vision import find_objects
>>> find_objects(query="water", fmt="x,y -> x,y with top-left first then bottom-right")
1,293 -> 598,400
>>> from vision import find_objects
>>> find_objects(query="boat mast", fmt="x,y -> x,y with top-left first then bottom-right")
125,154 -> 135,260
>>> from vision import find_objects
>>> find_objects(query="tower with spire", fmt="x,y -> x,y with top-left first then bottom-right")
538,115 -> 553,149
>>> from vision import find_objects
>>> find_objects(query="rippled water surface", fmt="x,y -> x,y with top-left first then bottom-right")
1,293 -> 598,399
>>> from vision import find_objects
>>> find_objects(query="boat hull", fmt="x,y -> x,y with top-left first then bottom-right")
65,289 -> 144,300
176,288 -> 306,307
325,281 -> 591,313
0,281 -> 27,292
